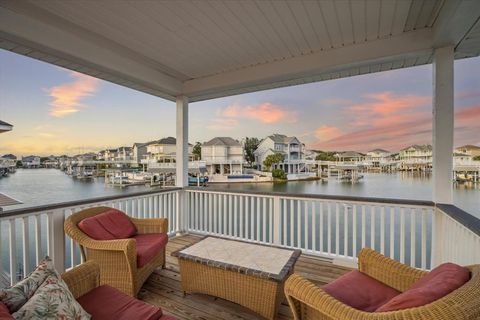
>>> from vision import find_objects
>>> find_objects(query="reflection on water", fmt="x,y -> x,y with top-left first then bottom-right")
0,169 -> 478,217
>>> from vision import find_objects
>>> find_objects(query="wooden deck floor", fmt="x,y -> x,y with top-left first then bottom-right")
139,234 -> 351,320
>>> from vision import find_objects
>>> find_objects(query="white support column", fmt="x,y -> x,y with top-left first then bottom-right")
432,46 -> 454,204
176,96 -> 189,188
176,96 -> 188,234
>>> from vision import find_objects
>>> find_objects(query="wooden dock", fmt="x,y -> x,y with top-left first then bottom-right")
139,234 -> 351,320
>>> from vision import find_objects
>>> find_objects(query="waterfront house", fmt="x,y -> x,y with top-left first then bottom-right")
399,145 -> 433,163
21,155 -> 40,168
104,148 -> 119,161
254,134 -> 305,173
366,149 -> 392,168
1,1 -> 480,319
455,145 -> 480,158
201,137 -> 244,175
0,120 -> 12,133
143,137 -> 193,164
116,146 -> 134,161
334,151 -> 365,162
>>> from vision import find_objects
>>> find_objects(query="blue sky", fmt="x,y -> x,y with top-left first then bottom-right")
0,49 -> 479,156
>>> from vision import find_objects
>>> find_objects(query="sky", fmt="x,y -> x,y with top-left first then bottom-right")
0,49 -> 479,156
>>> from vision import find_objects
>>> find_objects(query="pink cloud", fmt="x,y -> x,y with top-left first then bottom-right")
47,71 -> 100,117
315,125 -> 343,141
219,102 -> 297,124
311,102 -> 480,152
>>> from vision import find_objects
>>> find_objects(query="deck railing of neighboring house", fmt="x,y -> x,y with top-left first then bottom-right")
0,188 -> 479,288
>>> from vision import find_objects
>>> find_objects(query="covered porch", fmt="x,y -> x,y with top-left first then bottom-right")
1,0 -> 480,319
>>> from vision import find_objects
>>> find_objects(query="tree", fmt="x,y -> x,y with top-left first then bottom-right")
315,151 -> 336,161
193,142 -> 202,160
263,153 -> 284,171
474,155 -> 480,161
244,137 -> 260,167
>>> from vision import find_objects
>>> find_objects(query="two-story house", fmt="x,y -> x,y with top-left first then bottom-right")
21,155 -> 41,168
366,149 -> 391,166
455,145 -> 480,158
201,137 -> 244,175
141,137 -> 194,164
116,146 -> 133,161
254,134 -> 305,173
399,145 -> 433,163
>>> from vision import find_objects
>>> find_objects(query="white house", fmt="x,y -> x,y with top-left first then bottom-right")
116,146 -> 133,161
143,137 -> 193,163
399,145 -> 433,163
366,149 -> 392,166
254,134 -> 305,173
455,145 -> 480,158
21,155 -> 41,168
202,137 -> 244,175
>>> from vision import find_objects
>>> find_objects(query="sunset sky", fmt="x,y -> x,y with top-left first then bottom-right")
0,49 -> 479,156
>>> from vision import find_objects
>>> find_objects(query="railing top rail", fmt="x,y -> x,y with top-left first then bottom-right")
436,204 -> 480,237
0,187 -> 182,219
185,187 -> 435,207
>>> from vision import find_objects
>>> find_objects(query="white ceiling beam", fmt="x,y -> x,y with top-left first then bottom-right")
433,0 -> 480,48
0,2 -> 183,100
184,29 -> 434,102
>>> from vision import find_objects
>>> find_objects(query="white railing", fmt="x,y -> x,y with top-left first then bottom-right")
0,189 -> 180,287
185,189 -> 434,269
434,205 -> 480,266
2,188 -> 479,289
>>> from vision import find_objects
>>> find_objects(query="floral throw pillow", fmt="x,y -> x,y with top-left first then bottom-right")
0,257 -> 59,313
12,275 -> 91,320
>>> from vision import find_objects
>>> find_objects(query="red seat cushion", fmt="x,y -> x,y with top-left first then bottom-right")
78,209 -> 137,240
134,233 -> 168,268
77,285 -> 163,320
323,270 -> 400,312
0,302 -> 14,320
376,262 -> 470,312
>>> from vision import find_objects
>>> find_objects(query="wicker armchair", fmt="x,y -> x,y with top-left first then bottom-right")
64,206 -> 168,297
285,248 -> 480,320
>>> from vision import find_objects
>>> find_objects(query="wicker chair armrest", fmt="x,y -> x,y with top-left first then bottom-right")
61,261 -> 100,299
81,237 -> 136,253
285,273 -> 370,320
357,248 -> 427,292
130,217 -> 168,234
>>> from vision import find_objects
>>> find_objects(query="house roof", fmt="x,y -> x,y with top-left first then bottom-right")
368,149 -> 390,153
456,145 -> 480,150
1,154 -> 17,160
203,137 -> 241,147
268,134 -> 297,144
400,144 -> 433,152
3,1 -> 478,102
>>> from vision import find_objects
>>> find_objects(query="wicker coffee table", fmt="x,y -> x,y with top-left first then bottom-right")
172,237 -> 301,320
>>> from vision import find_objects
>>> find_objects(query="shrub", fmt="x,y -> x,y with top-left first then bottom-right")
272,168 -> 287,180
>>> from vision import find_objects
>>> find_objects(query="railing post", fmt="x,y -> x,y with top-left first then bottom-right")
273,196 -> 281,245
431,207 -> 444,267
48,210 -> 66,273
175,189 -> 189,234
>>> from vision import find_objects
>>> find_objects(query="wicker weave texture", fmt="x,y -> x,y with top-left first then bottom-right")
61,260 -> 100,299
178,259 -> 287,320
64,206 -> 168,297
284,248 -> 480,320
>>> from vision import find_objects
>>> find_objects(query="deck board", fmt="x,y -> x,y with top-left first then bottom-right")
139,234 -> 351,320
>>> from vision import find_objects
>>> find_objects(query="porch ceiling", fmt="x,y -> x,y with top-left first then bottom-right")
1,0 -> 479,102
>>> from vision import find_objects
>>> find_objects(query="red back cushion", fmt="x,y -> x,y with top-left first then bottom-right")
323,270 -> 400,312
78,209 -> 137,240
0,302 -> 14,319
376,263 -> 471,312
